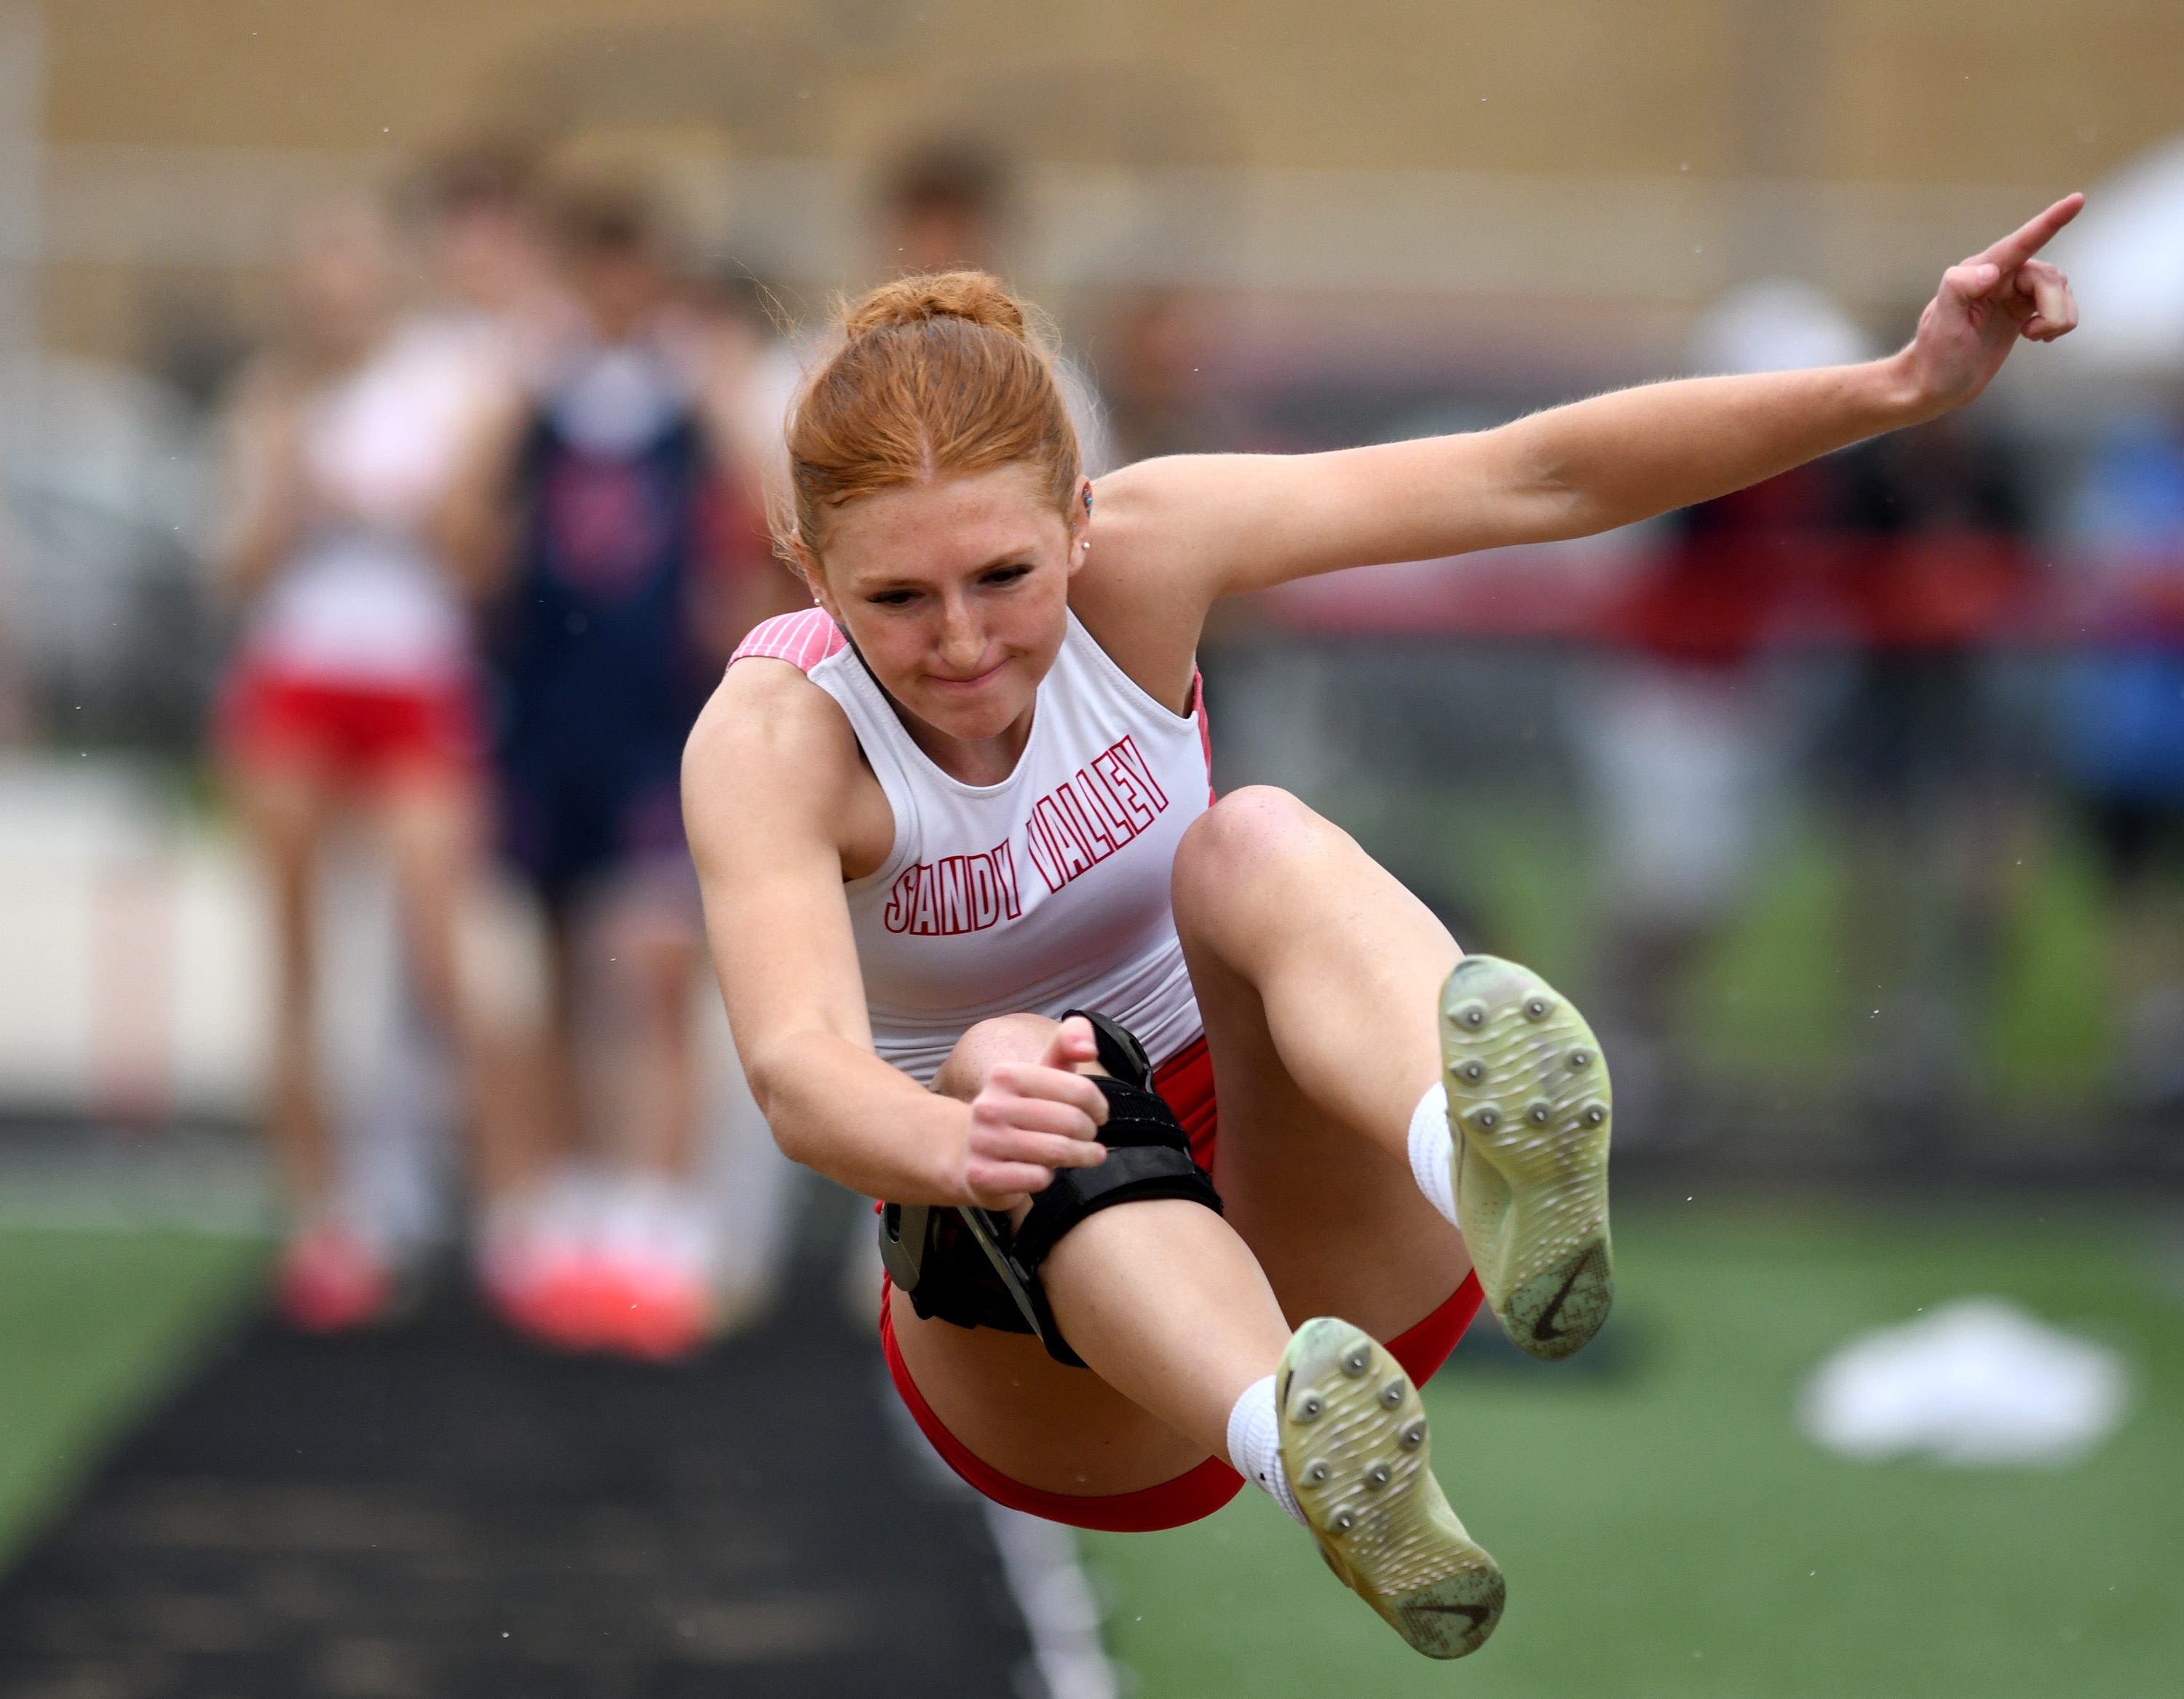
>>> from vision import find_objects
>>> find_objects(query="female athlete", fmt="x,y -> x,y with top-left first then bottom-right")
683,195 -> 2080,1658
216,207 -> 532,1330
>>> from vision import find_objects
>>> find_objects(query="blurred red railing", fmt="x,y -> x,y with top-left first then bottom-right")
1248,536 -> 2184,650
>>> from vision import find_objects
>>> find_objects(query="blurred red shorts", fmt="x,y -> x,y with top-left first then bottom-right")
218,664 -> 481,789
879,1031 -> 1486,1532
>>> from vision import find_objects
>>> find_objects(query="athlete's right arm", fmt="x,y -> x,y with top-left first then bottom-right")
432,377 -> 532,599
682,662 -> 1108,1209
211,365 -> 309,603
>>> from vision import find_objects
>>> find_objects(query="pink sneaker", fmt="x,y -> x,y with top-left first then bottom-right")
277,1225 -> 392,1334
590,1178 -> 716,1362
482,1233 -> 608,1352
526,1256 -> 622,1353
598,1259 -> 711,1363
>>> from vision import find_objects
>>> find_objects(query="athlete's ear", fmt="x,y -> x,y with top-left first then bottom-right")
1064,476 -> 1094,582
790,533 -> 842,623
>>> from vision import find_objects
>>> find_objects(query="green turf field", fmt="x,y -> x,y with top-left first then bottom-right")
3,1208 -> 2177,1695
1083,1202 -> 2184,1699
1330,780 -> 2123,1108
0,1229 -> 266,1571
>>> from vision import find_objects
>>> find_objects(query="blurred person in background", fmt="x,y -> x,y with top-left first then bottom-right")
1827,411 -> 2038,1122
874,139 -> 1113,477
1576,281 -> 1868,1136
727,139 -> 1118,534
212,205 -> 535,1331
446,178 -> 778,1360
404,140 -> 572,384
2055,379 -> 2184,1114
317,143 -> 575,1278
1098,289 -> 1243,467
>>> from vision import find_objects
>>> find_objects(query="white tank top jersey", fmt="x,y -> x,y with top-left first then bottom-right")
729,606 -> 1214,1083
242,323 -> 480,686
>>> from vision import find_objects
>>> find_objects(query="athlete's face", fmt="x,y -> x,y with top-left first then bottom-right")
810,464 -> 1087,761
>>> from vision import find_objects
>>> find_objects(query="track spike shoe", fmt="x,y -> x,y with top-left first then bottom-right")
1277,1317 -> 1505,1660
1440,954 -> 1613,1361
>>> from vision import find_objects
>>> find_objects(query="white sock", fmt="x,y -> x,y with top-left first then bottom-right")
1408,1081 -> 1459,1227
1225,1374 -> 1306,1526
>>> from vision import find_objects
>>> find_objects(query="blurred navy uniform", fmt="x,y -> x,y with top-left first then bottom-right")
488,341 -> 718,908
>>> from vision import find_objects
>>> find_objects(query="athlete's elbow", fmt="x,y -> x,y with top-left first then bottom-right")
1477,430 -> 1608,545
764,1113 -> 824,1174
738,1034 -> 805,1133
748,1075 -> 836,1181
738,1031 -> 847,1164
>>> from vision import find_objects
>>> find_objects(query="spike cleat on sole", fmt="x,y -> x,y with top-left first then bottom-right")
1277,1317 -> 1506,1659
1440,954 -> 1613,1361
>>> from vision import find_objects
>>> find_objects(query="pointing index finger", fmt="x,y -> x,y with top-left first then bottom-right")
1978,193 -> 2085,273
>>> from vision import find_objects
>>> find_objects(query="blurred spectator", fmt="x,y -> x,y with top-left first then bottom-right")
2056,389 -> 2184,1112
210,205 -> 536,1331
402,139 -> 575,392
445,178 -> 778,1359
320,143 -> 572,1279
871,138 -> 1113,475
1573,281 -> 1870,1136
1825,413 -> 2038,1120
1098,289 -> 1243,464
874,140 -> 1012,280
684,266 -> 812,641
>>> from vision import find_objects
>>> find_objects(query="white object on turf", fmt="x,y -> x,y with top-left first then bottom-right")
1800,1296 -> 2131,1468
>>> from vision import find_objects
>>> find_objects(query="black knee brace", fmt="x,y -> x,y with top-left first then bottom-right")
878,1010 -> 1223,1368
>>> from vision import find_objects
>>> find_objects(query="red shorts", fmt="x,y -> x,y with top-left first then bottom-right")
219,665 -> 480,788
879,1033 -> 1486,1532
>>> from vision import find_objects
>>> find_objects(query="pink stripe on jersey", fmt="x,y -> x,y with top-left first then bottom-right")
1190,670 -> 1216,804
731,608 -> 847,675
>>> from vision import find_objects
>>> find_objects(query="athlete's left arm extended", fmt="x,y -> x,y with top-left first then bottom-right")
1101,194 -> 2081,602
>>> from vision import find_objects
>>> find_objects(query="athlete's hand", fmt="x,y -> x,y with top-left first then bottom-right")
960,1016 -> 1109,1212
1902,193 -> 2082,413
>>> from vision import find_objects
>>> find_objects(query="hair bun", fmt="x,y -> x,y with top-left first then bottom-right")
842,270 -> 1028,342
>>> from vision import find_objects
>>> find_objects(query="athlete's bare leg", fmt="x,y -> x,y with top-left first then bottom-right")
1171,785 -> 1471,1335
898,788 -> 1591,1501
890,1013 -> 1293,1493
584,878 -> 705,1180
376,772 -> 541,1203
232,759 -> 339,1213
885,815 -> 1515,1658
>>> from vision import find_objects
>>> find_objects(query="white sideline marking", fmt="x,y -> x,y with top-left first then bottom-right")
877,1367 -> 1121,1699
982,1504 -> 1121,1699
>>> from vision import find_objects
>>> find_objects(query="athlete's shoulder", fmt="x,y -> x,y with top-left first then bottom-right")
691,614 -> 861,783
729,607 -> 848,673
686,635 -> 885,869
1086,454 -> 1262,582
691,634 -> 852,775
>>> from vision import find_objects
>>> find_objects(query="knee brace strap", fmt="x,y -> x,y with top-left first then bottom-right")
1010,1074 -> 1222,1275
878,1016 -> 1222,1369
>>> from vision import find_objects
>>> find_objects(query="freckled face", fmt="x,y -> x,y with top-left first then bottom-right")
811,466 -> 1081,753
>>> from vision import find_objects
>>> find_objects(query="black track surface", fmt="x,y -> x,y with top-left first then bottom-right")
0,1278 -> 1032,1698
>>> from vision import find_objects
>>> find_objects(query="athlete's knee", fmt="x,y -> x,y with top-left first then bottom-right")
448,878 -> 550,1039
931,1012 -> 1062,1103
1174,786 -> 1350,916
887,1010 -> 1225,1369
